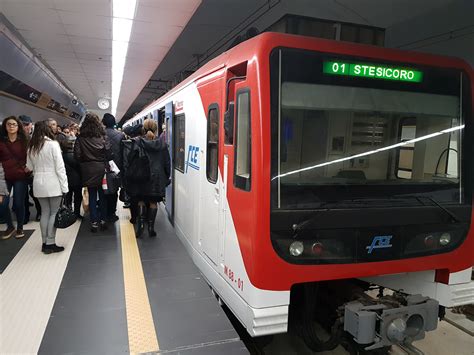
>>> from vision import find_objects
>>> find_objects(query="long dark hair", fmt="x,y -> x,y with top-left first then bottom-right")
1,116 -> 29,148
79,113 -> 105,138
28,120 -> 55,156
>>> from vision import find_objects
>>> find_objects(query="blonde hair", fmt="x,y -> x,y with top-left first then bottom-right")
143,118 -> 158,140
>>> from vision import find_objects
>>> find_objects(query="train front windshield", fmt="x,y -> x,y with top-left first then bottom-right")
270,49 -> 470,209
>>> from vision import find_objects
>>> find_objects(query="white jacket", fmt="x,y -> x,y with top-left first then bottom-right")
26,137 -> 69,198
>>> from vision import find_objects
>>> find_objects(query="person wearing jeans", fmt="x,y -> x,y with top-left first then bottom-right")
26,121 -> 69,254
4,180 -> 27,236
74,113 -> 111,232
0,164 -> 11,238
87,186 -> 107,226
0,116 -> 30,239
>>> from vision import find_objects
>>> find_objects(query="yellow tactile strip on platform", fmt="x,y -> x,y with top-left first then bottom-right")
119,208 -> 160,353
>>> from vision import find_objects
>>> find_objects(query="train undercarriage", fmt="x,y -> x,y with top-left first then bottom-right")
288,280 -> 441,354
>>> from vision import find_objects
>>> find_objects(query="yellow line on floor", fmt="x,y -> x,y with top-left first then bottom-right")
119,207 -> 160,353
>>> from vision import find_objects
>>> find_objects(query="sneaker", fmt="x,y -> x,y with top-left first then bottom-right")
15,229 -> 25,238
99,220 -> 108,230
43,244 -> 65,254
90,222 -> 99,233
1,227 -> 15,240
41,243 -> 46,252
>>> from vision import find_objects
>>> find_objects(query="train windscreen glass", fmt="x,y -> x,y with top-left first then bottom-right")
270,49 -> 469,209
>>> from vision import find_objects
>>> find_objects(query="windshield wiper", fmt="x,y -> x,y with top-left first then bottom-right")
292,199 -> 374,233
393,195 -> 461,223
291,195 -> 461,234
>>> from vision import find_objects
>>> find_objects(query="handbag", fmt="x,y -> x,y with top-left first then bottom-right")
104,171 -> 120,195
103,161 -> 120,195
54,196 -> 77,228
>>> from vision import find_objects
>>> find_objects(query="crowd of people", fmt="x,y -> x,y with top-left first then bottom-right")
0,112 -> 171,254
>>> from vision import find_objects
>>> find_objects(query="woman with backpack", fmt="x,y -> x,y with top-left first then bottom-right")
0,116 -> 30,239
122,119 -> 170,238
26,121 -> 69,253
74,113 -> 111,232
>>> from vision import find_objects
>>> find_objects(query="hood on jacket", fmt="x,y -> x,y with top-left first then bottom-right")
139,137 -> 166,152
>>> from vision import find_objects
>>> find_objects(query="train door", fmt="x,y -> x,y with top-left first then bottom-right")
164,101 -> 174,222
200,103 -> 222,265
221,73 -> 252,276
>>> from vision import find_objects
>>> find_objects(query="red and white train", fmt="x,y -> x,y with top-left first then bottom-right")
124,32 -> 474,352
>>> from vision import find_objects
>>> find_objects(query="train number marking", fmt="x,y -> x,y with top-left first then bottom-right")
224,265 -> 244,292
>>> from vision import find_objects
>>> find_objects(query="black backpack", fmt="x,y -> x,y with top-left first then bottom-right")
126,140 -> 151,182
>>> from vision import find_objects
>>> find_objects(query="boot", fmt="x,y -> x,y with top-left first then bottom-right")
130,203 -> 137,224
147,207 -> 158,237
136,205 -> 146,238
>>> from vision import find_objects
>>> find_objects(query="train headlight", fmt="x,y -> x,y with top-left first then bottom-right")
439,233 -> 451,246
289,241 -> 304,256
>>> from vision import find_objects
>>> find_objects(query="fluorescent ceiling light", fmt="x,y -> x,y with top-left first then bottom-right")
113,18 -> 133,42
111,0 -> 137,116
113,0 -> 137,19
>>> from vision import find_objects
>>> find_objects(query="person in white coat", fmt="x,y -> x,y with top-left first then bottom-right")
26,121 -> 69,254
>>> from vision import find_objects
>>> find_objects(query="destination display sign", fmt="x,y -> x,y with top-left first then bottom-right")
323,61 -> 423,83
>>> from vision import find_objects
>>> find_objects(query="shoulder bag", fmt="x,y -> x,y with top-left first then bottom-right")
54,196 -> 77,228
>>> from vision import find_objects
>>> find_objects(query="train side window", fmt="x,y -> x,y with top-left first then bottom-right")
207,104 -> 219,183
174,114 -> 186,173
234,89 -> 251,191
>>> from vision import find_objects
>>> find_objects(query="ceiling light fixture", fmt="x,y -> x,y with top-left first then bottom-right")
112,0 -> 137,117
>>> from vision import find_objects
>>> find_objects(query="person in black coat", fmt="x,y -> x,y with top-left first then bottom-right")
74,113 -> 112,232
102,113 -> 125,222
61,134 -> 82,218
122,119 -> 170,237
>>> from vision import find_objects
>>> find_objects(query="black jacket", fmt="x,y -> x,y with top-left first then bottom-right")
74,135 -> 111,187
122,137 -> 170,198
61,137 -> 82,188
105,127 -> 125,170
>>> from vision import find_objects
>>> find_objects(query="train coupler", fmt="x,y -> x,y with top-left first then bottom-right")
343,294 -> 438,351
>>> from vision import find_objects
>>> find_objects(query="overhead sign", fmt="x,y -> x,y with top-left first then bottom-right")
323,61 -> 423,83
0,70 -> 83,120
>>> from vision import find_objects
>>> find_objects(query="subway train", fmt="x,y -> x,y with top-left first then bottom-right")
124,32 -> 474,352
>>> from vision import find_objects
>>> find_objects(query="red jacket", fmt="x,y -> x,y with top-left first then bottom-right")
0,139 -> 29,182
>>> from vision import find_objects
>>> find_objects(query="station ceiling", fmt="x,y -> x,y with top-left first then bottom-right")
1,0 -> 200,120
1,0 -> 467,123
